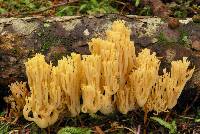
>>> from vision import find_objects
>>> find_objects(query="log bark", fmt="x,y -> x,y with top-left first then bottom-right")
0,15 -> 200,110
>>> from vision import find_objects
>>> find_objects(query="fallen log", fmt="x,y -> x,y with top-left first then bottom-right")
0,14 -> 200,111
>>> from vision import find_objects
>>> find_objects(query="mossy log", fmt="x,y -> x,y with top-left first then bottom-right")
0,14 -> 200,110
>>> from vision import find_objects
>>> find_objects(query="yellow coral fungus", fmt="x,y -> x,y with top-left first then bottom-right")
144,57 -> 194,114
56,53 -> 82,117
81,55 -> 103,113
116,84 -> 136,114
17,20 -> 194,128
23,54 -> 62,128
166,57 -> 194,109
129,49 -> 160,107
105,20 -> 136,88
88,38 -> 119,114
4,81 -> 28,123
88,20 -> 137,114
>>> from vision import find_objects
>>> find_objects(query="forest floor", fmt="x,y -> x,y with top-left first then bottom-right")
0,0 -> 200,134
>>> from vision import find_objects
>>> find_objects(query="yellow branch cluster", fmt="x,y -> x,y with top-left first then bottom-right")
20,20 -> 194,128
4,81 -> 28,123
23,54 -> 61,128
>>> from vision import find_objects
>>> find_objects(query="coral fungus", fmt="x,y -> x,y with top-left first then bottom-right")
23,54 -> 62,128
4,81 -> 28,123
5,20 -> 194,128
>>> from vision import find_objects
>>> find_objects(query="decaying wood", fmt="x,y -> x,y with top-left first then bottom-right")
0,15 -> 200,110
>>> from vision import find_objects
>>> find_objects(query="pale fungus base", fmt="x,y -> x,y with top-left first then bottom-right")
6,20 -> 194,128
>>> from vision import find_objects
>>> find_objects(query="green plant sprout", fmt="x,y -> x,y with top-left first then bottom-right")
57,126 -> 92,134
131,0 -> 141,7
79,0 -> 117,15
0,122 -> 10,134
150,117 -> 177,134
56,6 -> 78,16
157,32 -> 170,44
139,6 -> 152,16
178,30 -> 190,46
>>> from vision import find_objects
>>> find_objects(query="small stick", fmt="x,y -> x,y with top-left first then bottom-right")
182,94 -> 199,115
164,111 -> 171,121
143,106 -> 148,134
0,0 -> 79,17
24,0 -> 79,15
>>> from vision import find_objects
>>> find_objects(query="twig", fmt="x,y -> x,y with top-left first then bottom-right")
177,115 -> 195,120
183,93 -> 199,115
115,126 -> 136,133
165,111 -> 171,121
24,0 -> 79,15
114,0 -> 127,14
95,126 -> 105,134
120,4 -> 127,14
136,125 -> 141,134
0,0 -> 79,17
115,1 -> 126,5
23,122 -> 34,129
104,126 -> 136,133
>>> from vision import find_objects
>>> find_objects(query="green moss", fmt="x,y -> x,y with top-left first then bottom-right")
157,32 -> 169,44
11,47 -> 21,55
138,6 -> 152,16
156,30 -> 191,47
37,26 -> 63,53
174,10 -> 187,18
40,42 -> 50,52
178,30 -> 190,46
156,32 -> 175,45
